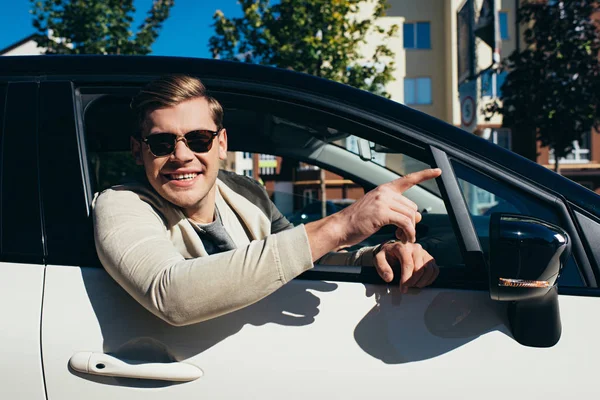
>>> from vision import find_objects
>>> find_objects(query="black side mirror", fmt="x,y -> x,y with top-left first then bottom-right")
489,213 -> 570,347
489,213 -> 570,301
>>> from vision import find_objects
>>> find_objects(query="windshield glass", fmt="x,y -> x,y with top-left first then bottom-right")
332,134 -> 442,197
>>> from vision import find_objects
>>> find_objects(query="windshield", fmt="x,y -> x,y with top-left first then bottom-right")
332,134 -> 442,197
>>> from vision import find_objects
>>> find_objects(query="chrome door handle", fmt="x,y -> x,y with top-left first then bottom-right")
69,352 -> 203,382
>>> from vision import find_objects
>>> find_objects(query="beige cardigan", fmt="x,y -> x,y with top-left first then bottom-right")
93,174 -> 377,326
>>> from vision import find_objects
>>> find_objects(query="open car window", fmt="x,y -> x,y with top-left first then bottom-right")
81,88 -> 467,277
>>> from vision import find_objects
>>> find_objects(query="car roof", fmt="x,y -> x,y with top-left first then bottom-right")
1,55 -> 598,216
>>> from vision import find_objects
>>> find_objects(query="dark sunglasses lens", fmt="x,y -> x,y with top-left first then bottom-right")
186,130 -> 215,153
146,133 -> 175,156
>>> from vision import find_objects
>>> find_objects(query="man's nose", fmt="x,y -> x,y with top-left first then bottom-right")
170,137 -> 194,162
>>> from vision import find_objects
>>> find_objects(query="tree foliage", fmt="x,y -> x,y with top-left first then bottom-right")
209,0 -> 398,97
484,0 -> 600,171
30,0 -> 174,55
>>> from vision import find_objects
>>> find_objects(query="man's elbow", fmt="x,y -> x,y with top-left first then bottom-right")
152,289 -> 214,327
153,305 -> 195,327
148,269 -> 201,327
161,314 -> 190,327
148,268 -> 226,327
152,295 -> 229,327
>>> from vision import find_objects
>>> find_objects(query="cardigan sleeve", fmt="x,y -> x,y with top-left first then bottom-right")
92,187 -> 314,327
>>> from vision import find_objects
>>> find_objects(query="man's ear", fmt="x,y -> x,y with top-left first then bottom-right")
131,136 -> 143,166
218,129 -> 228,160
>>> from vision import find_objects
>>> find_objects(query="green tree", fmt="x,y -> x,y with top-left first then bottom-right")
484,1 -> 600,173
209,0 -> 398,97
30,0 -> 174,55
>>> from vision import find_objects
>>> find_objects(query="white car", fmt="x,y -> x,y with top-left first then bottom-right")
1,56 -> 599,399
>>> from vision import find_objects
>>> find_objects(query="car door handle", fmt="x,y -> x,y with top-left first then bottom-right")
69,351 -> 203,382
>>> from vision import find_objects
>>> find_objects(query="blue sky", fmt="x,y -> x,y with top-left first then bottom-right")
0,0 -> 243,58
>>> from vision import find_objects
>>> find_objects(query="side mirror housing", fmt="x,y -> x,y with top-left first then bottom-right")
489,213 -> 570,347
489,213 -> 570,301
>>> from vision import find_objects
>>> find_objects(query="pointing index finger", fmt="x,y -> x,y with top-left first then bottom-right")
392,168 -> 442,192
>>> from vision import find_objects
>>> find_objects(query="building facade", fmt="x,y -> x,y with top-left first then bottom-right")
5,1 -> 597,204
378,0 -> 600,193
0,34 -> 45,56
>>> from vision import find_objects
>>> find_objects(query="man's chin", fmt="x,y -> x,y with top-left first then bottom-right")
163,193 -> 201,209
160,187 -> 210,209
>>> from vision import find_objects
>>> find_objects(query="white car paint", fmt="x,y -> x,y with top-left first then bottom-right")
0,263 -> 46,400
42,264 -> 600,399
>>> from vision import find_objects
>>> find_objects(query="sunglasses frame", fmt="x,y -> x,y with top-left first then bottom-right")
141,129 -> 221,157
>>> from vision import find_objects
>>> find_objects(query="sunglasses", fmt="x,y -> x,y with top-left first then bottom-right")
142,129 -> 221,157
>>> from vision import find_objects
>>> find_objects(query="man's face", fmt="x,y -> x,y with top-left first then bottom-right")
132,97 -> 227,216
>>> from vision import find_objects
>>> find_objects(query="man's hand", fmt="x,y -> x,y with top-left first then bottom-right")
304,168 -> 441,261
374,241 -> 439,293
334,168 -> 442,247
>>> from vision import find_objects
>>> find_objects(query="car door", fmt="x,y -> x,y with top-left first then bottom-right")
39,78 -> 600,400
0,81 -> 47,399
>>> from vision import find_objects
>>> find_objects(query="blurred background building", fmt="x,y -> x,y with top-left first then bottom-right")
0,34 -> 44,56
377,0 -> 600,192
222,0 -> 600,209
3,0 -> 597,219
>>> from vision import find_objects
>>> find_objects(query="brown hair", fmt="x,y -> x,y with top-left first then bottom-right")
131,74 -> 224,137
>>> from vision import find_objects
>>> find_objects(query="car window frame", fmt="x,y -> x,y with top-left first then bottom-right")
450,157 -> 586,288
441,152 -> 596,290
215,79 -> 597,290
61,76 -> 595,293
70,81 -> 482,288
0,82 -> 5,260
37,81 -> 97,267
0,81 -> 45,265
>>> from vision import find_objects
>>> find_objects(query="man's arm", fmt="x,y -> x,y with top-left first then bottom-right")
94,169 -> 440,326
93,188 -> 313,327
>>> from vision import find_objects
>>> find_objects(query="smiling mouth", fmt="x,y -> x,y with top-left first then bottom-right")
165,173 -> 199,181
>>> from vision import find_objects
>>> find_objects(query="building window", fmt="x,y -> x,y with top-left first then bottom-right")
549,137 -> 591,164
260,167 -> 276,175
243,169 -> 253,177
481,70 -> 507,98
258,154 -> 277,175
243,152 -> 252,159
404,77 -> 432,105
499,12 -> 509,40
403,22 -> 431,49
